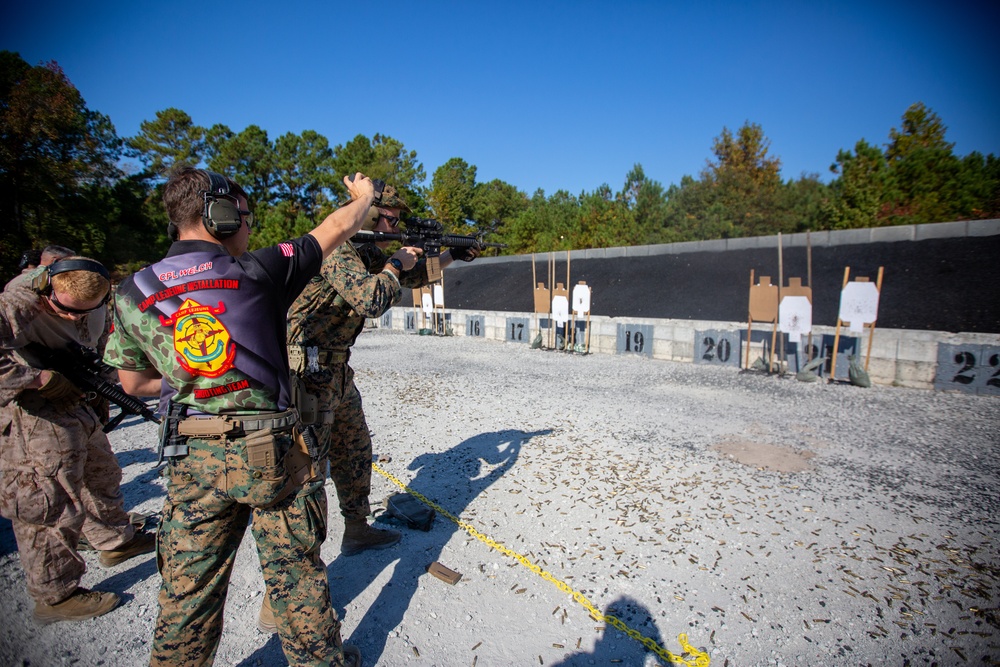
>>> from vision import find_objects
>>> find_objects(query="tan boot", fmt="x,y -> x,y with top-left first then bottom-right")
257,593 -> 276,634
99,531 -> 156,567
341,520 -> 401,556
33,587 -> 120,624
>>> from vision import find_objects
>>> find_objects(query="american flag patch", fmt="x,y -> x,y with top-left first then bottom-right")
279,242 -> 294,257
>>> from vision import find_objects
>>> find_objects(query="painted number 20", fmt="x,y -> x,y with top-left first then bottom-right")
702,336 -> 732,363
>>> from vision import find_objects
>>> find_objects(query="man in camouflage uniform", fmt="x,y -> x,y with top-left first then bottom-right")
0,257 -> 156,624
104,166 -> 377,667
256,184 -> 480,629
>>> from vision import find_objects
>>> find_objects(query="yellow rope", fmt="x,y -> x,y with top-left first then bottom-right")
373,462 -> 711,667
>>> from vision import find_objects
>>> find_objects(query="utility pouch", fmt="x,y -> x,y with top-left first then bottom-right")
246,427 -> 278,468
240,427 -> 290,508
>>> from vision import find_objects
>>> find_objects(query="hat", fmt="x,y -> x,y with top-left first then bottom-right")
378,184 -> 411,214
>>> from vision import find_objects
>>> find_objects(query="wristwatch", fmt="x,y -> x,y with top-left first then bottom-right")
387,257 -> 403,273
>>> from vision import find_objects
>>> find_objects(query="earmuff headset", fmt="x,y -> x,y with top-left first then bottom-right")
361,206 -> 382,231
32,258 -> 112,306
201,170 -> 244,239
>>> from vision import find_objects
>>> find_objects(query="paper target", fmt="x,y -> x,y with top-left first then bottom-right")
572,284 -> 591,314
552,295 -> 569,325
839,281 -> 880,333
779,296 -> 812,344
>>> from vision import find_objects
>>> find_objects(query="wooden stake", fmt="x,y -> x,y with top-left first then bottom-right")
745,269 -> 755,370
864,267 -> 884,371
806,231 -> 814,362
777,232 -> 784,374
829,267 -> 851,381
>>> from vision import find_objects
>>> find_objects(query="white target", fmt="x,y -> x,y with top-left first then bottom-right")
421,293 -> 433,315
572,284 -> 591,315
779,296 -> 812,345
552,295 -> 569,325
839,282 -> 880,333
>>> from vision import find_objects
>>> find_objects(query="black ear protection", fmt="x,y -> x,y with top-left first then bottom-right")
201,170 -> 243,239
31,258 -> 112,302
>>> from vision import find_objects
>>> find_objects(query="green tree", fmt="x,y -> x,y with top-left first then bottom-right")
469,178 -> 527,243
822,140 -> 890,229
885,102 -> 953,164
0,51 -> 124,274
204,124 -> 276,211
577,183 -> 640,249
428,157 -> 477,232
703,122 -> 784,237
273,130 -> 337,223
126,107 -> 205,177
331,133 -> 426,209
620,164 -> 668,244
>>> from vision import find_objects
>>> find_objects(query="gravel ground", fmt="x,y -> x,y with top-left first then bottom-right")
1,328 -> 998,667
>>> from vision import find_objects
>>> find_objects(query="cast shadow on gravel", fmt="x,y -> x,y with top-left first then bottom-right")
550,596 -> 671,667
237,428 -> 549,667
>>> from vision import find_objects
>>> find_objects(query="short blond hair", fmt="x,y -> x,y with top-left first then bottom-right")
49,256 -> 111,302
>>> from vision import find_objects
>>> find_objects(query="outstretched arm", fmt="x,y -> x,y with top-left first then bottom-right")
308,174 -> 377,259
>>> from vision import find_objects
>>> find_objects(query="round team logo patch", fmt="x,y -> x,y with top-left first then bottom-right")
159,298 -> 236,377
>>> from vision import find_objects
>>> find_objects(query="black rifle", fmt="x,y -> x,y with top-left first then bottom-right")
351,217 -> 506,282
27,342 -> 161,432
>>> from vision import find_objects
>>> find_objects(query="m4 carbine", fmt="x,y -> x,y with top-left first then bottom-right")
28,341 -> 160,432
352,217 -> 505,282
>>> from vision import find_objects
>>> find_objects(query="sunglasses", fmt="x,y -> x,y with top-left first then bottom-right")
379,213 -> 400,229
238,209 -> 256,229
48,290 -> 111,315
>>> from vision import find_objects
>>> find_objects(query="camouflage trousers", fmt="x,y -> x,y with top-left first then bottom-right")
0,396 -> 134,605
151,429 -> 344,667
296,362 -> 372,522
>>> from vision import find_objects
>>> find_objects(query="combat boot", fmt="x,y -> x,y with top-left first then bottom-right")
259,599 -> 362,666
99,531 -> 156,567
342,644 -> 362,667
340,519 -> 400,556
32,587 -> 120,624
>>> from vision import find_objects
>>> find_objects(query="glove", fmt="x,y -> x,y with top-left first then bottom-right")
89,395 -> 111,423
449,244 -> 482,263
38,370 -> 83,403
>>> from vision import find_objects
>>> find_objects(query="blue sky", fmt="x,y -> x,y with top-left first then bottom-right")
2,1 -> 997,196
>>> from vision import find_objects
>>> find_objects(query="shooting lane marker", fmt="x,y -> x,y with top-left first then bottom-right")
465,314 -> 485,338
694,328 -> 740,367
371,461 -> 711,667
616,322 -> 654,357
934,343 -> 1000,395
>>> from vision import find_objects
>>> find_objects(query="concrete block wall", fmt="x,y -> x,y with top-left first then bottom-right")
376,307 -> 1000,394
379,220 -> 1000,394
